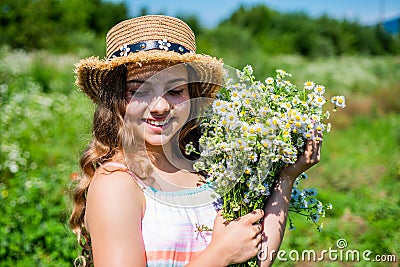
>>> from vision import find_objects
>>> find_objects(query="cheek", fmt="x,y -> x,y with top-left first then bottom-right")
125,101 -> 148,119
172,97 -> 191,116
180,103 -> 191,121
168,87 -> 191,106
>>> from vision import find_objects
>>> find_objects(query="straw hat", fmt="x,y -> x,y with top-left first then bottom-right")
75,15 -> 224,103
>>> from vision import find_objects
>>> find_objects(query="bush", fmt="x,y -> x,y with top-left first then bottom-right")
0,47 -> 92,266
0,0 -> 128,53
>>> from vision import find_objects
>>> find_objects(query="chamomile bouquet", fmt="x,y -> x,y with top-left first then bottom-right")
186,65 -> 345,265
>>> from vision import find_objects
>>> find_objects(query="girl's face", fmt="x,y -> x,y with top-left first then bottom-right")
124,63 -> 191,147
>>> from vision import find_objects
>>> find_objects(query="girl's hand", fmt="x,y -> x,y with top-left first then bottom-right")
280,131 -> 322,181
209,209 -> 264,265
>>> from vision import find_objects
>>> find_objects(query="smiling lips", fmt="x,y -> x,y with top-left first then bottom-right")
146,118 -> 170,127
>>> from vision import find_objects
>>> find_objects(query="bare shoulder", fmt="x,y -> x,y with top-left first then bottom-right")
88,169 -> 145,207
85,170 -> 147,266
85,170 -> 145,232
89,168 -> 144,194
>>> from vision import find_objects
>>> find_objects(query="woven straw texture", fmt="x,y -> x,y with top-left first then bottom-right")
106,15 -> 196,58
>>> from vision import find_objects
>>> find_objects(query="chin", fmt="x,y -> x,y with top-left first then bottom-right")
145,136 -> 173,147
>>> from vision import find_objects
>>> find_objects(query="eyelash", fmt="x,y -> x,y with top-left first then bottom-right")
167,88 -> 184,95
127,84 -> 185,98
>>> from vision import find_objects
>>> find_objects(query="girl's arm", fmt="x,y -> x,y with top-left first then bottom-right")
86,171 -> 146,267
259,137 -> 322,267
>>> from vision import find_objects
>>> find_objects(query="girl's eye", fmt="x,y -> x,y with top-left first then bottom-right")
132,90 -> 150,97
127,81 -> 151,97
167,88 -> 184,96
128,84 -> 152,98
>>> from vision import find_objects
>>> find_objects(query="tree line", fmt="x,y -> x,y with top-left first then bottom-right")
207,5 -> 400,57
1,1 -> 399,57
0,0 -> 127,54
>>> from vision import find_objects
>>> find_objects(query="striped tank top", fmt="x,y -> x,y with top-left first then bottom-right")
103,162 -> 222,267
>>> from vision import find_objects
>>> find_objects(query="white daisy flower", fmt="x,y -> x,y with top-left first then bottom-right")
292,97 -> 301,106
304,80 -> 315,90
304,130 -> 314,140
226,112 -> 238,124
314,123 -> 324,133
248,152 -> 258,162
213,100 -> 226,112
313,95 -> 326,106
314,85 -> 325,95
232,100 -> 241,109
331,95 -> 346,108
239,89 -> 249,99
234,138 -> 246,151
261,139 -> 272,149
265,77 -> 274,85
244,167 -> 252,175
260,106 -> 271,116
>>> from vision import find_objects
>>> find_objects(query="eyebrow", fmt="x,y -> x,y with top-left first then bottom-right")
165,78 -> 188,85
127,79 -> 145,84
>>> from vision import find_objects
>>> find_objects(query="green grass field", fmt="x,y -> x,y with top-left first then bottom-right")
1,47 -> 399,266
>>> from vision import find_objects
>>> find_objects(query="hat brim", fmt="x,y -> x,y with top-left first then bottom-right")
75,50 -> 225,103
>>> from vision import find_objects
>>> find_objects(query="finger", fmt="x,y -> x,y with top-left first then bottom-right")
255,233 -> 263,251
312,140 -> 322,162
314,129 -> 323,144
256,234 -> 262,251
256,233 -> 263,245
252,223 -> 263,236
252,222 -> 262,231
214,209 -> 225,224
304,139 -> 314,162
311,131 -> 323,162
299,139 -> 314,164
243,209 -> 264,224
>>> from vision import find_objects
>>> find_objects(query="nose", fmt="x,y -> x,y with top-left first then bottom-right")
150,95 -> 170,115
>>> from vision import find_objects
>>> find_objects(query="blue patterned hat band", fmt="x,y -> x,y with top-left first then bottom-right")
110,39 -> 193,59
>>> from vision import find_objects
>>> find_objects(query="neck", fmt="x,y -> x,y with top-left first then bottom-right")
145,135 -> 193,173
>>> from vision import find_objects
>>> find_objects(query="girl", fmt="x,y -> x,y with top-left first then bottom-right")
70,15 -> 321,267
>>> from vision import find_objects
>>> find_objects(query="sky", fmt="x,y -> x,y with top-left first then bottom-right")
113,0 -> 399,28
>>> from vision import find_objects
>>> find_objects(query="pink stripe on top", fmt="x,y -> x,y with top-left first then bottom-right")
100,162 -> 222,267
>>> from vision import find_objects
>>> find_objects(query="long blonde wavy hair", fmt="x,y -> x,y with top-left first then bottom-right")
69,63 -> 205,266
